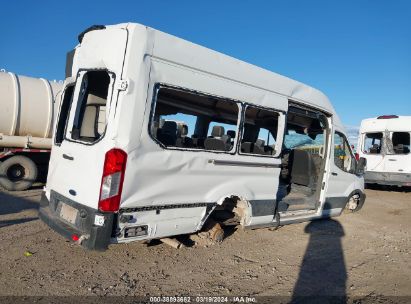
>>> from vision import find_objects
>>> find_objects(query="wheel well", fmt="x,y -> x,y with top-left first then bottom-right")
1,152 -> 50,165
345,190 -> 366,212
206,195 -> 249,227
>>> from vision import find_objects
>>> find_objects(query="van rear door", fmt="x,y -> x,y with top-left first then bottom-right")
46,26 -> 128,211
383,131 -> 411,175
361,132 -> 384,173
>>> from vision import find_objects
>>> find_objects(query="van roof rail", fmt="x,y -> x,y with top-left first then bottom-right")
377,115 -> 398,119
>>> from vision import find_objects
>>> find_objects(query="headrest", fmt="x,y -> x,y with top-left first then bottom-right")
87,93 -> 107,106
211,126 -> 225,137
178,124 -> 188,137
256,139 -> 265,147
227,130 -> 236,138
162,121 -> 177,133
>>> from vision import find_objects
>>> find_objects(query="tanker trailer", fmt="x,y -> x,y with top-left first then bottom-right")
0,70 -> 63,191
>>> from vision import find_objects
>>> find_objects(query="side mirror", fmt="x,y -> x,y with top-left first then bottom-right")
356,157 -> 367,175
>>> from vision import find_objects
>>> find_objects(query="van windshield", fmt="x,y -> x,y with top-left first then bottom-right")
70,70 -> 113,143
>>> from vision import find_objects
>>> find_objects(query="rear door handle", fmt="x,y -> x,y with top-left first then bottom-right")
62,153 -> 74,160
331,172 -> 338,176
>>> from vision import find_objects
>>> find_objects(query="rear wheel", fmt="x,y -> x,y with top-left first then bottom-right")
0,156 -> 38,191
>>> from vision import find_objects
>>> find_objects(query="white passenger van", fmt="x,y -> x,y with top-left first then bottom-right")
357,115 -> 411,187
39,23 -> 366,250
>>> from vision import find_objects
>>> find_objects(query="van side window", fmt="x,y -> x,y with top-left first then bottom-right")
55,84 -> 74,144
71,71 -> 111,143
151,86 -> 239,152
392,132 -> 410,154
240,106 -> 279,156
363,132 -> 383,154
334,132 -> 355,173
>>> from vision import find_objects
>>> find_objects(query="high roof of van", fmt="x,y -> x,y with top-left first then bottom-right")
98,23 -> 346,130
360,116 -> 411,132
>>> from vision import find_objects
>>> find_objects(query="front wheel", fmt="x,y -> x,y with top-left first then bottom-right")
0,156 -> 38,191
344,193 -> 363,213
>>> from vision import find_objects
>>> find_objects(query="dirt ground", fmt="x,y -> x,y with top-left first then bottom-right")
0,187 -> 410,301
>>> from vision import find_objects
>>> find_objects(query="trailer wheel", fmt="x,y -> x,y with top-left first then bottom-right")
0,156 -> 38,191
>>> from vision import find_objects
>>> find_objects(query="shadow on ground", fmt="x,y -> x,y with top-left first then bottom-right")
0,191 -> 40,228
291,219 -> 347,303
0,217 -> 38,228
366,184 -> 411,193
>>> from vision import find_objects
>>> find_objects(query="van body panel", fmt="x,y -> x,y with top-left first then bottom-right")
112,25 -> 154,153
120,58 -> 285,209
72,24 -> 130,74
363,152 -> 385,173
384,153 -> 411,174
114,206 -> 210,243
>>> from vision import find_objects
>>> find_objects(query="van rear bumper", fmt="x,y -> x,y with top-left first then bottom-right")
365,171 -> 411,187
38,191 -> 114,251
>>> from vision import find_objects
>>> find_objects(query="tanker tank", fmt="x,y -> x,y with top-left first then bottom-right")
0,70 -> 63,191
0,70 -> 63,148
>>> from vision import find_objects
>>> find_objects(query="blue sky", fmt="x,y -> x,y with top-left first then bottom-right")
1,0 -> 410,135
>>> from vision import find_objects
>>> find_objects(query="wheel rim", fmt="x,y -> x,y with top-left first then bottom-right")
6,164 -> 27,182
346,194 -> 360,211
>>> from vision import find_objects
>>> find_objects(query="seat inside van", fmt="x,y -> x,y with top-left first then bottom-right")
204,126 -> 232,151
78,94 -> 107,142
175,123 -> 194,148
157,121 -> 178,146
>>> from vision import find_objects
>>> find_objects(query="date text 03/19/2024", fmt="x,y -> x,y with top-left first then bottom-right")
149,296 -> 257,303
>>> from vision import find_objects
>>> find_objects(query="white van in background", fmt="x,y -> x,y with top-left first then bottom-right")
357,115 -> 411,187
39,23 -> 366,250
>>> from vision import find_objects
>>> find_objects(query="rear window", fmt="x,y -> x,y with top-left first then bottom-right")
392,132 -> 410,154
363,132 -> 383,154
70,71 -> 113,143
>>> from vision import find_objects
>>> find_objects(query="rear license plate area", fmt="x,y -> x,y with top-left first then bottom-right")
59,202 -> 78,225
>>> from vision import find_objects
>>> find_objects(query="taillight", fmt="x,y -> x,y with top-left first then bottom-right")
98,148 -> 127,212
